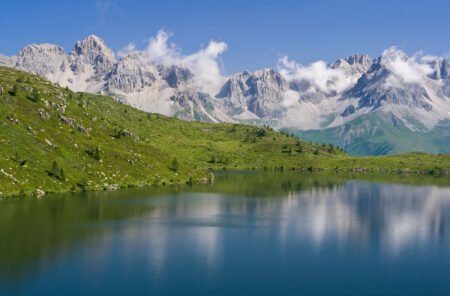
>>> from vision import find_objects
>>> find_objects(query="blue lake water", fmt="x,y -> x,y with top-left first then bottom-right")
1,172 -> 450,295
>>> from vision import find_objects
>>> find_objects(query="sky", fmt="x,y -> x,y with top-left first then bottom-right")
0,0 -> 449,74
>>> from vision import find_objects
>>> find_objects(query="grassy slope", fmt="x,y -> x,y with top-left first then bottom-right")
0,66 -> 449,197
290,112 -> 450,156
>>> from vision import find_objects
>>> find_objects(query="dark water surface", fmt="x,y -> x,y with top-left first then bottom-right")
1,172 -> 450,295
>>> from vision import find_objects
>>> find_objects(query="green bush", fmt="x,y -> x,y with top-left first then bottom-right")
170,157 -> 179,171
48,161 -> 66,181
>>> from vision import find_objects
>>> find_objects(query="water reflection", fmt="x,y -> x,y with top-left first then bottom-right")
1,172 -> 450,295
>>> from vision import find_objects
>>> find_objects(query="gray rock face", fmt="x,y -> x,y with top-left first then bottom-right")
105,51 -> 157,93
170,90 -> 211,108
217,68 -> 287,118
428,58 -> 449,80
15,44 -> 67,76
159,65 -> 193,88
343,58 -> 434,111
0,54 -> 16,68
69,35 -> 116,76
2,35 -> 118,92
169,90 -> 217,122
341,105 -> 356,117
246,69 -> 288,117
216,70 -> 252,114
330,54 -> 373,76
427,59 -> 450,97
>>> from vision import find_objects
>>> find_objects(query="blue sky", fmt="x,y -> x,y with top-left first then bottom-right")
1,0 -> 449,74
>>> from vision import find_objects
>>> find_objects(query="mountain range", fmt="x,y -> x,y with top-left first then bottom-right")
1,35 -> 449,156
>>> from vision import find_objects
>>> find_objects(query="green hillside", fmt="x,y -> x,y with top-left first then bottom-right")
0,66 -> 449,198
290,112 -> 450,156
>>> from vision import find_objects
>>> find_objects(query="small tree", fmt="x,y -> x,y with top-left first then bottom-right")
59,168 -> 66,181
282,145 -> 292,153
171,157 -> 179,171
327,143 -> 335,153
86,146 -> 101,160
94,146 -> 101,160
9,84 -> 18,96
77,177 -> 88,192
27,89 -> 40,102
313,149 -> 320,155
52,161 -> 59,173
49,160 -> 66,181
16,75 -> 24,83
255,128 -> 265,138
228,124 -> 237,133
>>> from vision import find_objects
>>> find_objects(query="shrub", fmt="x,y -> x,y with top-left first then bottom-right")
170,157 -> 179,171
77,178 -> 88,192
327,143 -> 335,153
12,152 -> 27,166
86,146 -> 101,160
9,84 -> 18,96
27,89 -> 40,102
255,128 -> 266,138
282,145 -> 292,153
228,124 -> 237,133
48,161 -> 66,181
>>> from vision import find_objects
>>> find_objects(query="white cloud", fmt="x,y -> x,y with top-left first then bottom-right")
277,56 -> 354,94
117,42 -> 136,58
145,29 -> 228,93
281,89 -> 300,108
381,47 -> 434,88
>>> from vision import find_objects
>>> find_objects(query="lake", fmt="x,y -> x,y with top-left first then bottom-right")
1,172 -> 450,295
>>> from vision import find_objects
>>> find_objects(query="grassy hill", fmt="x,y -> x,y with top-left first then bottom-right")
0,66 -> 449,198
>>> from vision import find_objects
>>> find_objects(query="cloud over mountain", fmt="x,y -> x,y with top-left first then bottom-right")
277,56 -> 352,94
381,47 -> 434,88
145,29 -> 227,93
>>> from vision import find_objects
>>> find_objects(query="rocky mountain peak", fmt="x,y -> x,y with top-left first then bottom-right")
343,57 -> 434,114
331,54 -> 373,76
428,58 -> 449,80
69,35 -> 116,75
346,54 -> 372,66
0,54 -> 16,68
15,43 -> 67,76
249,68 -> 287,91
119,50 -> 147,62
18,43 -> 65,57
216,71 -> 252,98
158,65 -> 193,88
71,35 -> 111,55
216,68 -> 288,118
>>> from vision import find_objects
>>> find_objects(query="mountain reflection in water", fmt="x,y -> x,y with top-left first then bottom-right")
1,172 -> 450,295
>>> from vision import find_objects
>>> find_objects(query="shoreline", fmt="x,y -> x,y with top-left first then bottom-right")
2,167 -> 449,200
